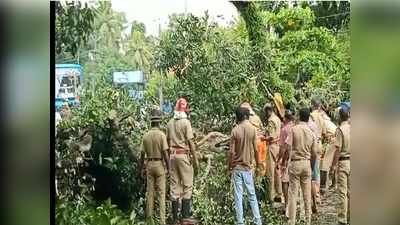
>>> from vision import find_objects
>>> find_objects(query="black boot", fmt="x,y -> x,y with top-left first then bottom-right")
320,171 -> 328,195
330,172 -> 337,189
171,200 -> 179,225
181,199 -> 198,225
181,198 -> 191,219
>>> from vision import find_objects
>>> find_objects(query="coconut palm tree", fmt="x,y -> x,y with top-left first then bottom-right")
125,30 -> 154,73
93,1 -> 127,49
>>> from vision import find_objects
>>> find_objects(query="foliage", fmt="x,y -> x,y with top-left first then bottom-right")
308,1 -> 350,32
56,2 -> 350,225
130,21 -> 146,34
56,198 -> 144,225
55,1 -> 96,57
232,1 -> 267,46
56,72 -> 147,211
268,13 -> 350,107
157,13 -> 259,132
91,1 -> 127,49
265,7 -> 316,37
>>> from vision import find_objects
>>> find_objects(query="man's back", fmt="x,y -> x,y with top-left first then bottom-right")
289,122 -> 317,161
336,121 -> 350,157
166,118 -> 194,150
267,113 -> 282,141
231,120 -> 257,169
142,128 -> 168,159
310,110 -> 326,139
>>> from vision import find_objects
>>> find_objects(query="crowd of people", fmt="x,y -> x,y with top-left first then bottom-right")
140,97 -> 351,225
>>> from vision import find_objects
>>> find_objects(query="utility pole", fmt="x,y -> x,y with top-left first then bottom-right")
184,0 -> 187,14
158,20 -> 163,112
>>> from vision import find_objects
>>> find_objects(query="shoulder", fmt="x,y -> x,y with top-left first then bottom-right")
292,124 -> 301,132
271,114 -> 281,124
143,131 -> 151,140
155,129 -> 166,136
253,114 -> 262,123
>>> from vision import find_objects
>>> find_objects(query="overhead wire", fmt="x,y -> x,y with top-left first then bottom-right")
316,11 -> 350,20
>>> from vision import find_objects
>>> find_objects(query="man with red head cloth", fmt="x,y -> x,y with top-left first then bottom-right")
166,97 -> 198,225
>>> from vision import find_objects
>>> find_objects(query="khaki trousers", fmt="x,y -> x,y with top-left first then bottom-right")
170,154 -> 193,200
337,160 -> 350,224
321,142 -> 335,172
268,143 -> 282,201
288,160 -> 312,225
146,161 -> 166,224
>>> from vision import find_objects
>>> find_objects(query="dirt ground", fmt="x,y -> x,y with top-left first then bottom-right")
270,185 -> 339,225
312,187 -> 339,225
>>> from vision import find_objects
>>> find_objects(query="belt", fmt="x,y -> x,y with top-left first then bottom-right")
339,156 -> 350,161
171,146 -> 187,154
147,158 -> 162,161
291,158 -> 309,162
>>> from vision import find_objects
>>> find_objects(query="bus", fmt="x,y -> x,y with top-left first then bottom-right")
55,64 -> 83,111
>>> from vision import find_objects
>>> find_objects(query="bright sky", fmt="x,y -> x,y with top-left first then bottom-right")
111,0 -> 239,36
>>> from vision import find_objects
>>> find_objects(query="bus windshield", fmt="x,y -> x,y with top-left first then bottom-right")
56,67 -> 81,99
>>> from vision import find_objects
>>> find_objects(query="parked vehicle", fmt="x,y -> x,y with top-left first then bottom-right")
55,64 -> 83,110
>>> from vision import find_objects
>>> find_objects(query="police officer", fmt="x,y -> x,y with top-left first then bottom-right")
320,110 -> 337,194
330,105 -> 350,225
167,98 -> 198,225
140,109 -> 169,225
310,97 -> 326,211
277,109 -> 295,215
286,108 -> 318,225
263,103 -> 283,203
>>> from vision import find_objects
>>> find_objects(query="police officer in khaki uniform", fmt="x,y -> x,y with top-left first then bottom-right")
310,98 -> 326,211
330,105 -> 350,225
277,109 -> 295,215
320,111 -> 337,194
140,109 -> 170,225
166,98 -> 198,225
286,108 -> 318,225
263,103 -> 283,203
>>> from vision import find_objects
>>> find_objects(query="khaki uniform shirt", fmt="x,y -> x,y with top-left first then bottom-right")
166,118 -> 194,150
230,120 -> 258,170
335,121 -> 350,158
310,110 -> 326,141
142,128 -> 169,158
286,122 -> 318,161
249,114 -> 263,135
266,113 -> 281,142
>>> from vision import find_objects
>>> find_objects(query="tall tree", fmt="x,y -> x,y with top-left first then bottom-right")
130,21 -> 146,35
93,1 -> 127,49
231,1 -> 273,99
125,30 -> 153,73
307,1 -> 350,32
55,1 -> 96,58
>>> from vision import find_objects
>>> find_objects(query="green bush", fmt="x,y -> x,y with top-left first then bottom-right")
56,198 -> 145,225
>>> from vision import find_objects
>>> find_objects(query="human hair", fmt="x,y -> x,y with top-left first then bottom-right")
235,107 -> 250,123
299,108 -> 310,122
311,97 -> 321,109
151,121 -> 160,127
263,104 -> 273,112
284,109 -> 295,121
339,106 -> 350,122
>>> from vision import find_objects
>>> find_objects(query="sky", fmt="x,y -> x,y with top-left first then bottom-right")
111,0 -> 239,37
